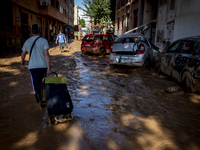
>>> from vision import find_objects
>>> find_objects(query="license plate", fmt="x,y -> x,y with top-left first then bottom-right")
121,58 -> 132,63
116,58 -> 132,63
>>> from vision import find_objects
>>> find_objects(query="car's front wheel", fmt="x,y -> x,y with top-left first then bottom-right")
182,71 -> 198,93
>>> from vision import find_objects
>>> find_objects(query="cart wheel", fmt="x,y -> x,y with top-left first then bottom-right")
99,48 -> 106,56
50,117 -> 58,125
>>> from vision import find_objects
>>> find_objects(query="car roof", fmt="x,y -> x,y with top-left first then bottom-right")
182,35 -> 200,41
85,34 -> 115,36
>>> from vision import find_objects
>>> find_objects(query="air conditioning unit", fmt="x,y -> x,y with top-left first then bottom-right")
40,0 -> 48,6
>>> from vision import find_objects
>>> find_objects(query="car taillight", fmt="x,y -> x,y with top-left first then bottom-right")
110,46 -> 114,53
138,44 -> 145,54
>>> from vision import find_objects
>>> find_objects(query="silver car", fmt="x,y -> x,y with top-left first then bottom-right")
109,33 -> 161,67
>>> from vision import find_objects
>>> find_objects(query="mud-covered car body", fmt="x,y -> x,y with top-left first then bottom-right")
109,33 -> 161,66
81,34 -> 116,55
161,36 -> 200,92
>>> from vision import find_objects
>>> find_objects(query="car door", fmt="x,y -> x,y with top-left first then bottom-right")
173,40 -> 194,80
161,40 -> 181,76
102,35 -> 113,52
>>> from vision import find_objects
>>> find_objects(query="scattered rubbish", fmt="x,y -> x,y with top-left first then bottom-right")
165,86 -> 179,93
137,96 -> 143,100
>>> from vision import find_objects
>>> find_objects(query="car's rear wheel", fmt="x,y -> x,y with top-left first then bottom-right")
82,51 -> 87,56
143,58 -> 150,68
99,48 -> 106,56
182,71 -> 198,93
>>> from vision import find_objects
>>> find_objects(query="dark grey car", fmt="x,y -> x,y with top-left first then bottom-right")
161,36 -> 200,92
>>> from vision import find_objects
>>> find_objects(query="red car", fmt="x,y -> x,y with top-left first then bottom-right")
81,34 -> 117,56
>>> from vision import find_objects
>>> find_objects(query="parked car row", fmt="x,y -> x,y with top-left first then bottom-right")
81,32 -> 200,93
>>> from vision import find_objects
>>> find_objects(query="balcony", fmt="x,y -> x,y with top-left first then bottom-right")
117,0 -> 130,10
40,4 -> 67,24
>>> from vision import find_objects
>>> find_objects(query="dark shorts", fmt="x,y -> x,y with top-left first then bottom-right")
59,43 -> 65,50
30,68 -> 47,94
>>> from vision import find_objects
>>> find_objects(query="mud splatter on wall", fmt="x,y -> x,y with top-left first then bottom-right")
156,30 -> 164,44
166,19 -> 175,45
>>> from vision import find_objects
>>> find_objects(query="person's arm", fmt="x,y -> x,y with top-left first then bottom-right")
55,37 -> 58,44
44,49 -> 52,74
21,51 -> 27,65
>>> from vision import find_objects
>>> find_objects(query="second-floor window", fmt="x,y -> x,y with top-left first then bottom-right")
60,6 -> 63,14
51,0 -> 54,6
56,1 -> 59,10
170,0 -> 175,10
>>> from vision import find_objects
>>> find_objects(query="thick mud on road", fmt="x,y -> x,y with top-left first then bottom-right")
0,40 -> 200,150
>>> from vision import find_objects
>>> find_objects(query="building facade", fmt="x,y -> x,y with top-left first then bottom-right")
115,0 -> 158,43
115,0 -> 200,50
74,5 -> 79,25
0,0 -> 74,53
156,0 -> 200,50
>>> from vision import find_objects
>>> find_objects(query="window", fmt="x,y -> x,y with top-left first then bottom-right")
115,37 -> 140,43
84,36 -> 96,41
127,13 -> 129,29
170,0 -> 175,10
122,16 -> 124,31
117,18 -> 119,30
56,1 -> 59,10
51,0 -> 54,6
166,41 -> 180,53
160,0 -> 167,6
133,10 -> 138,29
179,40 -> 194,54
60,6 -> 63,14
102,35 -> 113,41
159,0 -> 163,6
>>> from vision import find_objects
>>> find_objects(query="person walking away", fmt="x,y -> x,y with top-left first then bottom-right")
55,30 -> 66,53
65,34 -> 69,48
21,24 -> 52,109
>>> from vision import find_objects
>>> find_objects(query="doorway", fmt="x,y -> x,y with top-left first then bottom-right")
21,12 -> 29,45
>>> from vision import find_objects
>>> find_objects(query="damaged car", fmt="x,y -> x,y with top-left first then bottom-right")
109,33 -> 161,67
81,34 -> 116,56
160,36 -> 200,92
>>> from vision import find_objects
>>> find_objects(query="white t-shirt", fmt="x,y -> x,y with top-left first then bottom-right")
22,36 -> 49,69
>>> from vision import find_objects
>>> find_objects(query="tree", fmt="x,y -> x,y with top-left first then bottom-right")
80,19 -> 86,27
82,0 -> 112,26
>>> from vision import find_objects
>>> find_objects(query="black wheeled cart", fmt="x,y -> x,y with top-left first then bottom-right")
43,72 -> 73,125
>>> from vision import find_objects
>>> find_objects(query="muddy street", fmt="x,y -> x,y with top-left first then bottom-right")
0,40 -> 200,150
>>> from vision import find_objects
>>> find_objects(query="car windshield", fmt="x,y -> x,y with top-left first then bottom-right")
114,37 -> 137,43
81,29 -> 88,32
84,36 -> 96,41
91,27 -> 101,30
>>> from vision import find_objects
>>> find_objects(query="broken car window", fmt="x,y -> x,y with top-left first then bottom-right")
179,40 -> 194,54
166,42 -> 180,53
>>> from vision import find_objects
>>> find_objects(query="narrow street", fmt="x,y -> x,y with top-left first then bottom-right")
0,40 -> 200,150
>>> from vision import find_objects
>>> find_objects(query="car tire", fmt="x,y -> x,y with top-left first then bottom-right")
99,48 -> 106,56
182,71 -> 198,93
143,58 -> 150,68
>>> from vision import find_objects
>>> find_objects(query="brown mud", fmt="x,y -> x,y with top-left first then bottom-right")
0,40 -> 200,150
